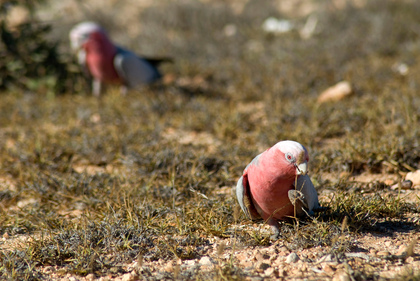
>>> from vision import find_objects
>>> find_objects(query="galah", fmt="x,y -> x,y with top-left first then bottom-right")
69,21 -> 170,96
236,140 -> 321,238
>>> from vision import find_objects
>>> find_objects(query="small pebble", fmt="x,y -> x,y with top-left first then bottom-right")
254,251 -> 265,261
333,271 -> 350,281
317,81 -> 353,104
246,276 -> 264,281
199,256 -> 212,266
130,271 -> 138,279
401,180 -> 413,189
223,24 -> 237,37
121,273 -> 137,281
391,180 -> 413,190
406,170 -> 420,186
323,264 -> 336,273
380,271 -> 396,279
278,246 -> 289,252
278,268 -> 288,277
257,262 -> 270,271
271,256 -> 284,266
286,252 -> 299,263
236,252 -> 248,261
396,245 -> 407,256
264,267 -> 277,277
377,251 -> 391,257
163,262 -> 174,273
318,254 -> 334,263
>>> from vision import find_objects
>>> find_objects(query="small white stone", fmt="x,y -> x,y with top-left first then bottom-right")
396,245 -> 408,256
264,267 -> 276,277
333,271 -> 350,281
199,256 -> 212,265
121,273 -> 137,281
262,17 -> 293,33
317,81 -> 353,103
380,271 -> 396,279
286,252 -> 299,264
406,170 -> 420,186
183,260 -> 196,268
223,24 -> 237,37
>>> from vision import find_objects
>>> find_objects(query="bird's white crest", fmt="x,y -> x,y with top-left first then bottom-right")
69,22 -> 104,50
275,140 -> 307,156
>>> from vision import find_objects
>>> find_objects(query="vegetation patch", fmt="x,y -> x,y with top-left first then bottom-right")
0,0 -> 419,280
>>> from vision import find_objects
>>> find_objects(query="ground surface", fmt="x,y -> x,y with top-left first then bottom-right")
1,0 -> 420,280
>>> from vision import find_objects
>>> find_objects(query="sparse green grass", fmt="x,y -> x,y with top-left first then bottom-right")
1,0 -> 420,280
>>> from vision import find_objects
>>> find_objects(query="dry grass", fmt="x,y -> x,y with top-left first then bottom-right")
1,0 -> 420,280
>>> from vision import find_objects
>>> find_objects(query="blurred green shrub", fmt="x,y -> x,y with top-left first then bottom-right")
0,0 -> 84,95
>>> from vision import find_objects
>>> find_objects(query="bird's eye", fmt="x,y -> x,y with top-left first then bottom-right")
285,153 -> 295,162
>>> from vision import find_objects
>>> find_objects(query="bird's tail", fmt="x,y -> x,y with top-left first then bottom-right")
144,57 -> 173,67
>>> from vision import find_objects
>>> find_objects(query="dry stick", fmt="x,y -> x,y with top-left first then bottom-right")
294,175 -> 298,219
293,174 -> 301,229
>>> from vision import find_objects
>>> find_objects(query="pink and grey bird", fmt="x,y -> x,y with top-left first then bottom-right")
236,140 -> 320,238
69,21 -> 170,96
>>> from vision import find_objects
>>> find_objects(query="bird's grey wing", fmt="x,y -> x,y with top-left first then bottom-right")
236,153 -> 262,220
114,50 -> 161,88
294,174 -> 320,212
243,153 -> 262,172
236,174 -> 261,220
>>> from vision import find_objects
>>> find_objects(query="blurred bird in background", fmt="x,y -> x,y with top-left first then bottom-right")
69,21 -> 171,96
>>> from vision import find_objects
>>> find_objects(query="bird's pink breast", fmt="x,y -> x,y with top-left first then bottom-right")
247,152 -> 296,220
84,32 -> 121,83
86,52 -> 120,83
249,173 -> 295,220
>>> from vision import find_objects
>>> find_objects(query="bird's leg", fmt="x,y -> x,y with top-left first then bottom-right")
267,217 -> 280,240
120,85 -> 128,96
92,79 -> 102,97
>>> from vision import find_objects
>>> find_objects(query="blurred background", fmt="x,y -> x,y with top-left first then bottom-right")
0,0 -> 419,173
2,0 -> 420,99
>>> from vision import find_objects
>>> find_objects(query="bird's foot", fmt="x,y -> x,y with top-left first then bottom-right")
120,85 -> 128,96
288,189 -> 308,208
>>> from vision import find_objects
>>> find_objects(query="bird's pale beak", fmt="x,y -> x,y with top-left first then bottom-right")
295,161 -> 308,175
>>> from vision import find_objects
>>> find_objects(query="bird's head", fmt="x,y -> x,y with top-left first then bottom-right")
275,140 -> 309,176
69,22 -> 106,51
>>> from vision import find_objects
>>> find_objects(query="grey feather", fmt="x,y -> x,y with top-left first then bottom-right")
244,153 -> 262,171
235,153 -> 263,220
294,174 -> 320,211
114,47 -> 161,88
236,176 -> 248,216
